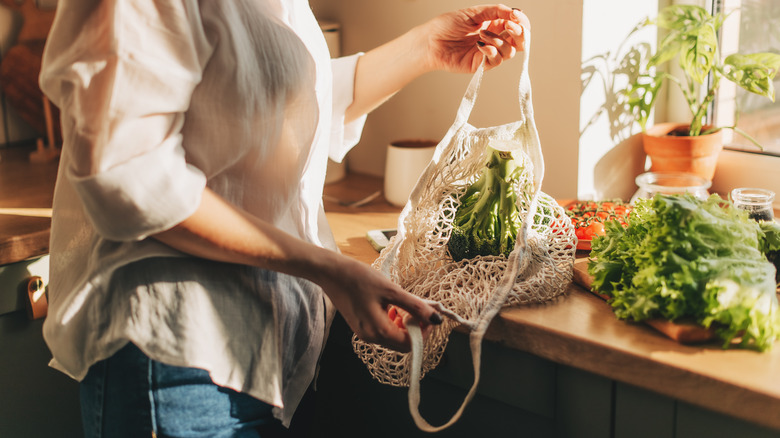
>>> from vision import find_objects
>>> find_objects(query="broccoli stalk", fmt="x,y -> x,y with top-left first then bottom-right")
447,147 -> 523,261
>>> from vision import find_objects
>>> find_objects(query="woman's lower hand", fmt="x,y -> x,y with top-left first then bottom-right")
420,4 -> 529,73
317,255 -> 442,353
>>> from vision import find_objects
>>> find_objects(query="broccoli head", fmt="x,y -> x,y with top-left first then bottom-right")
447,147 -> 523,261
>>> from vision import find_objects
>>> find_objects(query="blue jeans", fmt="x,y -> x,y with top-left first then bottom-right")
80,343 -> 288,438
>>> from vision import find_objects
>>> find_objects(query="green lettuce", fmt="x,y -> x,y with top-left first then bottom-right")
760,220 -> 780,285
589,194 -> 780,351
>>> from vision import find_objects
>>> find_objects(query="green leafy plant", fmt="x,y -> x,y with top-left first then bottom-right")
624,4 -> 780,145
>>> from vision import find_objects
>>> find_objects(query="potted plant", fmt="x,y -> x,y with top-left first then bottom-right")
623,4 -> 780,181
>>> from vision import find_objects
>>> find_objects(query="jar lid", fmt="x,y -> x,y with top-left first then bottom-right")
730,187 -> 775,205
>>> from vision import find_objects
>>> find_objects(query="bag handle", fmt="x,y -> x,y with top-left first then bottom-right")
381,26 -> 545,432
376,60 -> 487,277
381,26 -> 539,276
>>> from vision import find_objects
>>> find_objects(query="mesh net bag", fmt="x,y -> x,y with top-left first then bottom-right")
351,36 -> 577,432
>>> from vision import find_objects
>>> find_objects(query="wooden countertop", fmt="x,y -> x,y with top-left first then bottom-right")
323,173 -> 780,432
3,149 -> 779,430
0,147 -> 56,265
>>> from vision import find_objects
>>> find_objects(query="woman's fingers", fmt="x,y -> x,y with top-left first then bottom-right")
479,28 -> 516,61
504,20 -> 526,46
476,42 -> 500,68
372,311 -> 414,352
465,4 -> 520,26
387,305 -> 436,343
476,11 -> 528,69
388,288 -> 443,328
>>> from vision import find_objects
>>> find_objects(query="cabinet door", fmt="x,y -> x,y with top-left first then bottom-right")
0,257 -> 82,437
555,365 -> 613,438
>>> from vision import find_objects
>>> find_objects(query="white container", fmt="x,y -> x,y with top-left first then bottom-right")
383,139 -> 437,207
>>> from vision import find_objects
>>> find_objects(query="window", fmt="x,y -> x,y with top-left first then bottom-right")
708,0 -> 780,202
713,0 -> 780,156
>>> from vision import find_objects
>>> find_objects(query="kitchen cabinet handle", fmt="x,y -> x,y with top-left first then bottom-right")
25,276 -> 48,320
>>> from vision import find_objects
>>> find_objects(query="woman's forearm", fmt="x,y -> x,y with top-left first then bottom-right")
152,188 -> 440,352
344,5 -> 525,124
152,188 -> 338,285
344,25 -> 432,123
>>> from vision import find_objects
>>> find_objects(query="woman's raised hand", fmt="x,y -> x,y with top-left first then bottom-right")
419,4 -> 529,73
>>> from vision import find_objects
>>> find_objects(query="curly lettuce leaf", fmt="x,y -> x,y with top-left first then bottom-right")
760,221 -> 780,285
588,194 -> 780,351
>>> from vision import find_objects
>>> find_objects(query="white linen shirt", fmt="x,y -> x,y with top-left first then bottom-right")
39,0 -> 365,425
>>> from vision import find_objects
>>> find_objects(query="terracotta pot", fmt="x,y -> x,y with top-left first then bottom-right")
642,122 -> 723,181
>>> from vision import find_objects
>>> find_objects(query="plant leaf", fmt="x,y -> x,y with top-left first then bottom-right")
656,5 -> 711,31
722,53 -> 780,100
649,33 -> 682,67
679,22 -> 717,84
650,5 -> 718,78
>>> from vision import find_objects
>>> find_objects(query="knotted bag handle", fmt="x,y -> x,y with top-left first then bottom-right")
380,26 -> 545,432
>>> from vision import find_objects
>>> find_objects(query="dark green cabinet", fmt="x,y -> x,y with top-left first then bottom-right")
0,257 -> 82,438
314,316 -> 780,438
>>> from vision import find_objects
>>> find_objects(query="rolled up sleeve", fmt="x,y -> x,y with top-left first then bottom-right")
69,135 -> 206,241
40,0 -> 211,241
328,53 -> 367,163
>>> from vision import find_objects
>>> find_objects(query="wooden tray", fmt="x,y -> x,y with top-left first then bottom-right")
572,258 -> 717,344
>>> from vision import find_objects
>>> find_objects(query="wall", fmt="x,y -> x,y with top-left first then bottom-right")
311,0 -> 668,201
578,0 -> 660,200
2,1 -> 664,200
311,0 -> 584,200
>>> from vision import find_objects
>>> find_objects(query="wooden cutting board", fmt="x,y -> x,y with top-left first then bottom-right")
572,258 -> 717,344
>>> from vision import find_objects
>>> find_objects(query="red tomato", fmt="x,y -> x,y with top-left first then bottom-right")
583,221 -> 605,239
566,200 -> 631,249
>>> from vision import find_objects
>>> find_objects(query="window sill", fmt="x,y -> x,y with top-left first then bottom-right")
711,149 -> 780,209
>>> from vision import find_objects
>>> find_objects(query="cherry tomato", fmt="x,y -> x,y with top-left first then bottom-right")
566,200 -> 631,248
582,221 -> 605,239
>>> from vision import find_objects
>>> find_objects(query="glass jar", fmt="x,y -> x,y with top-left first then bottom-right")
630,172 -> 711,204
731,188 -> 775,222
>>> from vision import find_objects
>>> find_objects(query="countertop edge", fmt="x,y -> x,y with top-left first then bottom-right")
0,228 -> 50,266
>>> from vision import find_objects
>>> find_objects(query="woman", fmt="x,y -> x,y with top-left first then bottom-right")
39,1 -> 528,436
